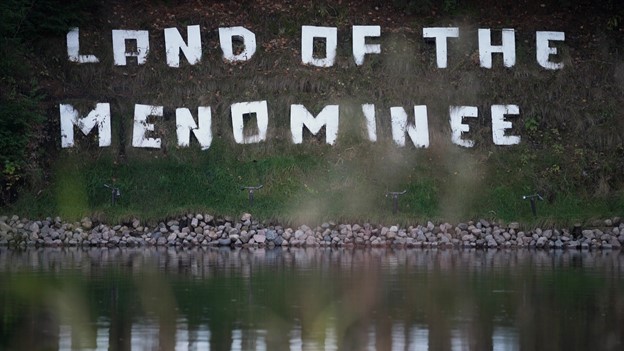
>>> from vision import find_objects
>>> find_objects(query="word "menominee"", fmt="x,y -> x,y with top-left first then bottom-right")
60,102 -> 521,149
67,26 -> 565,69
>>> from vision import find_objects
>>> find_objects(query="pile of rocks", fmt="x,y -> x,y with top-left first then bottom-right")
1,214 -> 622,250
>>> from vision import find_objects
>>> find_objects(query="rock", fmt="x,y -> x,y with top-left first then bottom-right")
266,230 -> 278,241
568,240 -> 580,248
29,222 -> 40,232
241,213 -> 252,222
0,221 -> 11,233
554,239 -> 563,249
462,234 -> 475,242
283,230 -> 292,241
582,230 -> 595,240
487,239 -> 498,248
253,234 -> 266,243
218,238 -> 232,246
502,232 -> 511,241
416,232 -> 427,242
81,217 -> 93,230
610,237 -> 621,248
294,230 -> 305,240
508,222 -> 520,230
426,221 -> 435,231
204,214 -> 214,224
305,236 -> 317,246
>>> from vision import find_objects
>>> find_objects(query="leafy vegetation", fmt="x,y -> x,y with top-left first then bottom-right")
0,0 -> 99,204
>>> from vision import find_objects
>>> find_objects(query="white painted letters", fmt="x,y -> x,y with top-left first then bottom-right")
536,31 -> 565,70
60,103 -> 111,148
478,28 -> 516,68
219,27 -> 257,62
230,101 -> 268,144
176,107 -> 212,150
301,26 -> 338,67
133,104 -> 162,148
390,106 -> 429,148
450,106 -> 478,147
164,25 -> 202,67
352,26 -> 381,66
112,30 -> 150,66
291,105 -> 339,145
491,104 -> 520,145
422,27 -> 459,68
362,104 -> 377,142
66,28 -> 99,63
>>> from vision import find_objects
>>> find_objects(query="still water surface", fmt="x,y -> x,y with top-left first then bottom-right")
0,247 -> 623,350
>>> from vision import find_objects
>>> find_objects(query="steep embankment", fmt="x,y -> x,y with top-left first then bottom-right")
2,0 -> 623,225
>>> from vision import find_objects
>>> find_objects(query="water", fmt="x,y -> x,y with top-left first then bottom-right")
0,247 -> 623,350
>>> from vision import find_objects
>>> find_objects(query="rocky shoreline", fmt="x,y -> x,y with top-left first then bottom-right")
1,214 -> 623,250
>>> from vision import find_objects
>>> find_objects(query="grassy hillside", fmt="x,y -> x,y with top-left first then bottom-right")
2,0 -> 623,226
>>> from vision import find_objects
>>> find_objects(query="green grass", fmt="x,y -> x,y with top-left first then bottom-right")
4,135 -> 623,227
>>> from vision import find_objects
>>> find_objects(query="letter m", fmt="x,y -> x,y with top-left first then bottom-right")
60,103 -> 111,148
290,104 -> 339,145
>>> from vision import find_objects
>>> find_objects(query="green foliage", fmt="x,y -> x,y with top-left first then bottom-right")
523,116 -> 539,135
0,0 -> 99,205
0,0 -> 99,40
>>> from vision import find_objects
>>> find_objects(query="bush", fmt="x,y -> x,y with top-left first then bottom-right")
0,0 -> 99,204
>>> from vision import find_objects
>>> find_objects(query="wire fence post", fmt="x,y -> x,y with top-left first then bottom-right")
104,184 -> 121,206
522,194 -> 543,217
241,185 -> 263,207
386,190 -> 407,214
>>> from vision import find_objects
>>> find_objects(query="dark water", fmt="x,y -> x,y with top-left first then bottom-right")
0,247 -> 623,351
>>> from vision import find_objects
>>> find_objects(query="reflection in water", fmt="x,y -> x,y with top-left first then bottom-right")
0,247 -> 623,350
55,320 -> 519,351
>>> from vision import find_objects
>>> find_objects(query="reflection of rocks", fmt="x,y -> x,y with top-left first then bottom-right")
1,246 -> 623,278
0,214 -> 623,250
